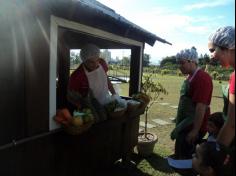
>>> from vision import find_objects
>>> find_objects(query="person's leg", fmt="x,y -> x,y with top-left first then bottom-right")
175,128 -> 195,159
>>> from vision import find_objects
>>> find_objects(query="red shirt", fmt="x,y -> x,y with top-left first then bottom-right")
188,69 -> 213,132
68,59 -> 108,96
229,71 -> 235,94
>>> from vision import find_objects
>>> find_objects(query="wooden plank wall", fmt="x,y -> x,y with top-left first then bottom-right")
0,1 -> 26,146
22,2 -> 51,135
0,116 -> 140,176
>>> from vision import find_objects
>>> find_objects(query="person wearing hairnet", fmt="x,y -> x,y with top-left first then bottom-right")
68,44 -> 116,107
208,26 -> 235,148
170,47 -> 213,159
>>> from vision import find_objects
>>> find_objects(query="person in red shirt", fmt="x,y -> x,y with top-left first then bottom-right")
208,26 -> 235,147
170,47 -> 213,159
68,44 -> 116,108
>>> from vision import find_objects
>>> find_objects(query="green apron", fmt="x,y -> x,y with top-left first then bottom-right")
221,84 -> 229,120
170,79 -> 195,140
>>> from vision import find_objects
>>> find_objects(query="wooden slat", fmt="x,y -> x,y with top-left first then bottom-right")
0,9 -> 26,145
0,114 -> 141,176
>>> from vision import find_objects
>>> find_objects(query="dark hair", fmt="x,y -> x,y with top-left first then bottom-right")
208,112 -> 225,129
200,142 -> 231,176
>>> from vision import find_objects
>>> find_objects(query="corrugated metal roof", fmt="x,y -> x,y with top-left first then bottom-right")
76,0 -> 172,46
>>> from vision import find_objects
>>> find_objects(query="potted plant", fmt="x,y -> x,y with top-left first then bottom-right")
136,74 -> 168,157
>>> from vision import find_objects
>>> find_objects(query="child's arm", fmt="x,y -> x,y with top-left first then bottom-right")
217,92 -> 235,146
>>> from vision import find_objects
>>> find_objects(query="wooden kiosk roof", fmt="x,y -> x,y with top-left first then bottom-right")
29,0 -> 172,46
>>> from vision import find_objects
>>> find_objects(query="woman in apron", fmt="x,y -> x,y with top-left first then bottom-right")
68,44 -> 117,121
208,26 -> 235,147
171,47 -> 213,159
208,26 -> 235,175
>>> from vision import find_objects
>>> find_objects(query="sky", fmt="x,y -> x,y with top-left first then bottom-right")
97,0 -> 235,64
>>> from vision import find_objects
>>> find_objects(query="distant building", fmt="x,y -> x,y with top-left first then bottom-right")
101,49 -> 111,62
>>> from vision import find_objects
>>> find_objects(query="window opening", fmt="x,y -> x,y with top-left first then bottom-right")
69,49 -> 131,97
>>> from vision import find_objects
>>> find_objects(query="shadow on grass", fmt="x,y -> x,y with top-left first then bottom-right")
97,160 -> 152,176
130,153 -> 197,176
95,153 -> 196,176
146,153 -> 175,173
131,152 -> 175,174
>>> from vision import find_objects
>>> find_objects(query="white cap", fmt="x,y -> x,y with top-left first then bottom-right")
176,47 -> 198,63
80,44 -> 100,62
208,26 -> 235,49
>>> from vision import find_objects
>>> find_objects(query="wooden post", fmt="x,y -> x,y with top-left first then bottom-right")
129,45 -> 143,96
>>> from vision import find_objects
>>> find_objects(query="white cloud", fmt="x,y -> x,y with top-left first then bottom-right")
184,0 -> 233,11
96,0 -> 233,63
184,26 -> 210,35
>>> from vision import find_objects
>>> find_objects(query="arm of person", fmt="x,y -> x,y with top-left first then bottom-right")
107,77 -> 116,95
186,103 -> 207,144
217,93 -> 235,146
170,117 -> 193,140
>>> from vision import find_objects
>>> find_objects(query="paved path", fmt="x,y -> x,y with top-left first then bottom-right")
159,102 -> 170,106
152,119 -> 171,125
139,121 -> 157,128
159,102 -> 178,109
139,102 -> 178,128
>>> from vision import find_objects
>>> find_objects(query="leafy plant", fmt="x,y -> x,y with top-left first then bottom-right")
211,71 -> 219,80
141,74 -> 168,138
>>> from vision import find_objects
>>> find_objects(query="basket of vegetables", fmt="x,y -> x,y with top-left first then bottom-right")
54,108 -> 94,135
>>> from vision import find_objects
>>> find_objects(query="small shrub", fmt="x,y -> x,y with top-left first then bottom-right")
161,69 -> 169,76
141,75 -> 168,136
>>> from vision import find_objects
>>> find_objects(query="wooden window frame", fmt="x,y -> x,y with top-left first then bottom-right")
49,15 -> 143,130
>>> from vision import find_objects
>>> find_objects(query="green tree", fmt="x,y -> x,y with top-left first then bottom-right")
121,56 -> 130,66
160,56 -> 176,67
198,53 -> 210,65
141,74 -> 168,137
143,54 -> 150,67
74,53 -> 81,64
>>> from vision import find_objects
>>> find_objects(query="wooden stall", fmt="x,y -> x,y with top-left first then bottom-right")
0,1 -> 171,175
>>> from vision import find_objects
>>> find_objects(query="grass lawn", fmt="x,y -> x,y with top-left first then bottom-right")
111,74 -> 225,176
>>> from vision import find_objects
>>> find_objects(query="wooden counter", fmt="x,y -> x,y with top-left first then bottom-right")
0,108 -> 144,176
54,108 -> 144,176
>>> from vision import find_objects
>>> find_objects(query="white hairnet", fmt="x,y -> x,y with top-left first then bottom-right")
176,47 -> 198,63
80,44 -> 100,62
208,26 -> 235,49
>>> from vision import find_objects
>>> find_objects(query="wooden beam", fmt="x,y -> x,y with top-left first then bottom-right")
129,45 -> 144,96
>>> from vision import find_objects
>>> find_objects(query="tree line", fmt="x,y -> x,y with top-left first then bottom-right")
70,49 -> 233,81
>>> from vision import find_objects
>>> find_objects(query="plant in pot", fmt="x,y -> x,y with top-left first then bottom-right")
136,74 -> 168,157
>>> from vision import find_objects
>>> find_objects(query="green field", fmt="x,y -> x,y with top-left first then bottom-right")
112,74 -> 225,176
